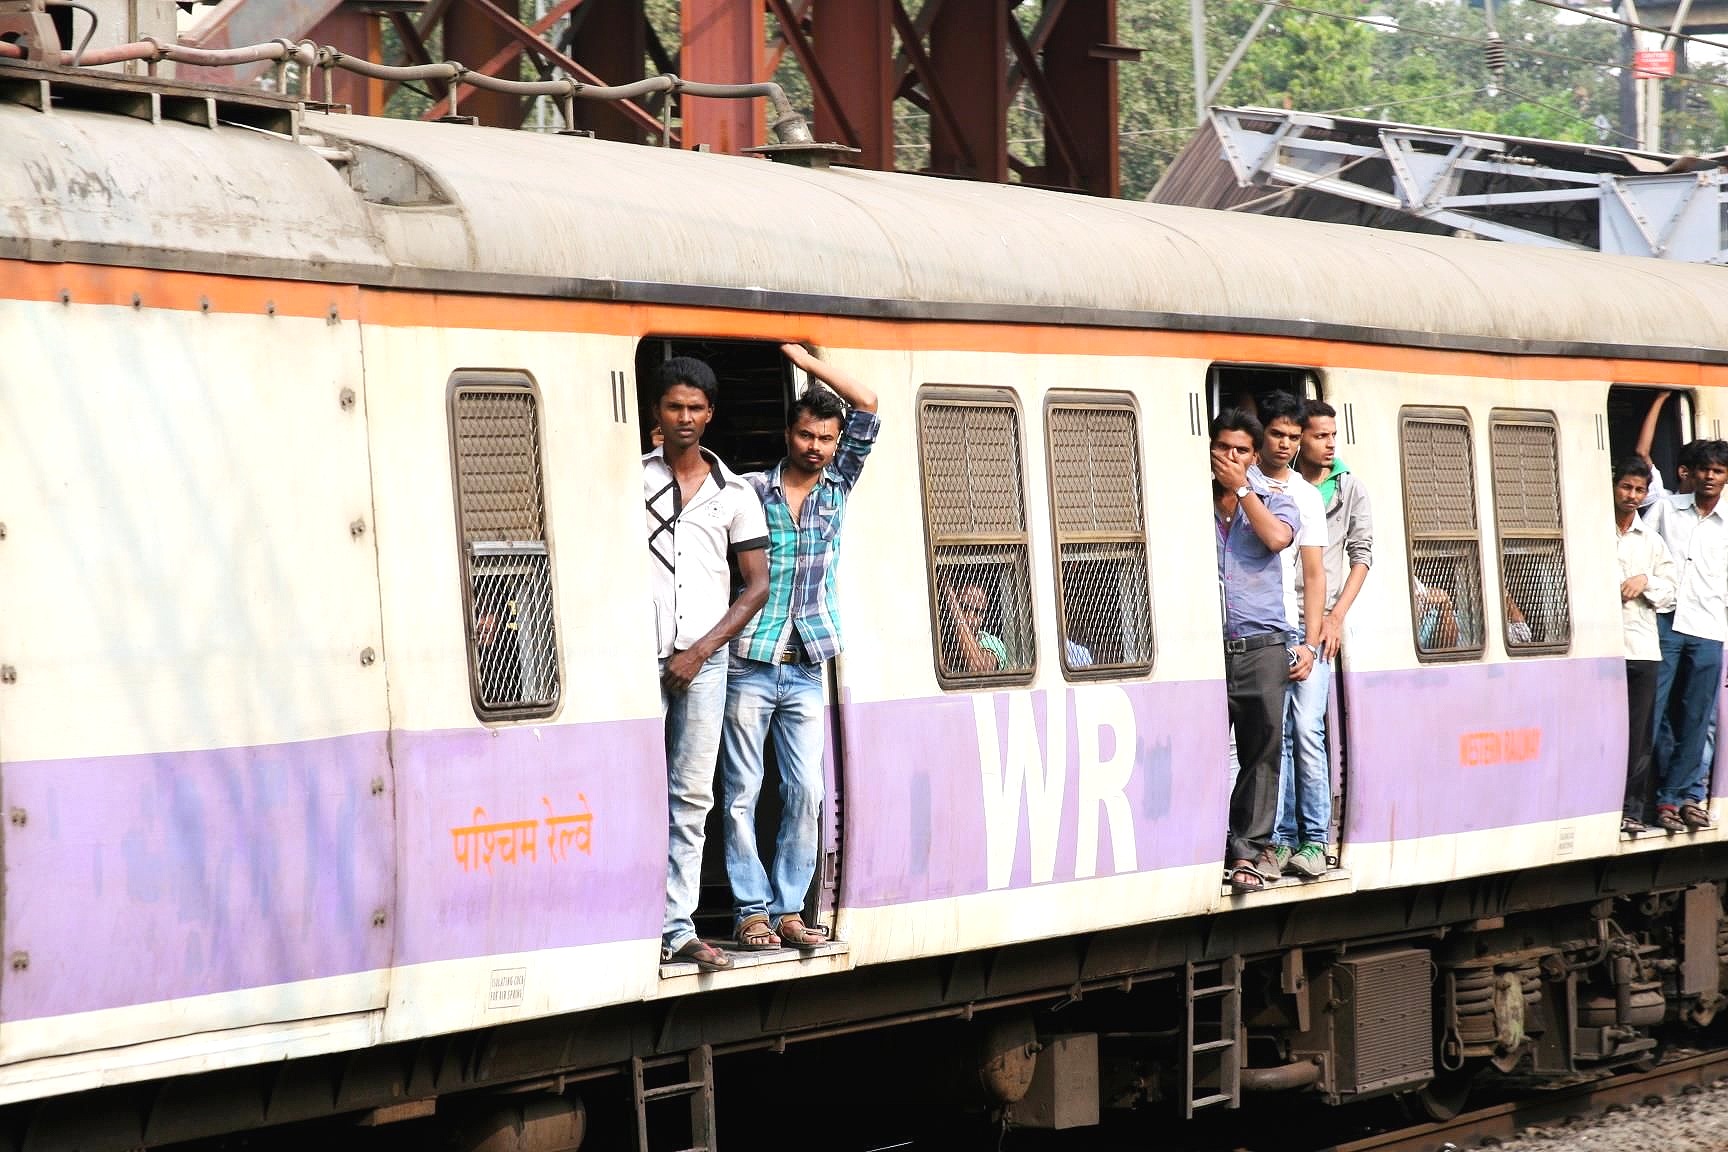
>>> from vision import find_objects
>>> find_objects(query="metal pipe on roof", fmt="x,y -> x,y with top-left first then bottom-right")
0,28 -> 818,147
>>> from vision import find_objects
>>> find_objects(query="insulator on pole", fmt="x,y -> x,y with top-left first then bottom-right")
1484,33 -> 1507,95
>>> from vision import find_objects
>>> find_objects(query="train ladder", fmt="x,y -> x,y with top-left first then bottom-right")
632,1044 -> 717,1152
1183,956 -> 1243,1118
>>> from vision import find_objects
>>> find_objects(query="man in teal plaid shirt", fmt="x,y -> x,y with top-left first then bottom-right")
720,343 -> 879,951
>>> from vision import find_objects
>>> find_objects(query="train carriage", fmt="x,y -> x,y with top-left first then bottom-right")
5,59 -> 1728,1147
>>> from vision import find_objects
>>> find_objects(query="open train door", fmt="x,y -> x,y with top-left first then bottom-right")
1606,385 -> 1722,811
1208,364 -> 1352,864
634,336 -> 845,944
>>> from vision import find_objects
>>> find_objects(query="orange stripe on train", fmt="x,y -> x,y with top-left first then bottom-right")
1,258 -> 1720,387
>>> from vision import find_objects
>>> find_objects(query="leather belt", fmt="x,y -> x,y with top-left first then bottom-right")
777,646 -> 807,665
1223,631 -> 1289,655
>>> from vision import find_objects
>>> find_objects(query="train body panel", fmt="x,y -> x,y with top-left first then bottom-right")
0,292 -> 396,1074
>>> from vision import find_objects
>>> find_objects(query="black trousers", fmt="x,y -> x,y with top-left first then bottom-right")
1626,658 -> 1660,821
1227,644 -> 1289,863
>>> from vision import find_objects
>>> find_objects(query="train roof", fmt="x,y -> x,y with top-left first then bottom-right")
5,97 -> 1727,362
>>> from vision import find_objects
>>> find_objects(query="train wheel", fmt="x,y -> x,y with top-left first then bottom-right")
1415,1066 -> 1477,1121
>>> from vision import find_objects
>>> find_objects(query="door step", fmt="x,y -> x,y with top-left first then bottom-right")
659,939 -> 849,980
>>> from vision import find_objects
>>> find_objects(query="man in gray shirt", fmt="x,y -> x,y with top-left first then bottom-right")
1280,400 -> 1372,874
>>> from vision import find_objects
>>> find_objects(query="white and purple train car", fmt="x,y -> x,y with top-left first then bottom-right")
5,64 -> 1728,1149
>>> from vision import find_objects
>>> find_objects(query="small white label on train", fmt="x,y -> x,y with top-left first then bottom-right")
1555,826 -> 1575,857
487,967 -> 527,1009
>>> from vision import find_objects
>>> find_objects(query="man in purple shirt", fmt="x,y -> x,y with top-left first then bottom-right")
1212,409 -> 1300,894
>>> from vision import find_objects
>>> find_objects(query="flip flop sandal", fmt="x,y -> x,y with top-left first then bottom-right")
1227,860 -> 1264,894
668,939 -> 733,972
1658,806 -> 1687,833
1682,803 -> 1712,829
774,915 -> 828,949
734,913 -> 781,952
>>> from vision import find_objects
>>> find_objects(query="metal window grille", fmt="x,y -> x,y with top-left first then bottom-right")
451,382 -> 561,716
1401,412 -> 1485,660
1491,415 -> 1571,653
1047,402 -> 1154,676
919,394 -> 1036,683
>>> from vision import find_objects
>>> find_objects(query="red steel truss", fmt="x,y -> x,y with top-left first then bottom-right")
182,0 -> 1128,195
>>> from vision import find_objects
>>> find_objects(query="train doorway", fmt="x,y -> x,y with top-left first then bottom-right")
1606,385 -> 1692,491
1208,364 -> 1350,871
635,336 -> 844,950
1605,385 -> 1714,807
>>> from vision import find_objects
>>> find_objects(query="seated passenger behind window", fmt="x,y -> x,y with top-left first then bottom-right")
1413,576 -> 1460,650
942,581 -> 1007,673
1505,590 -> 1533,646
472,572 -> 526,702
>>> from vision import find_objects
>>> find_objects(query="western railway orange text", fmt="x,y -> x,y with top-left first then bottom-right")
1459,728 -> 1543,767
449,796 -> 593,873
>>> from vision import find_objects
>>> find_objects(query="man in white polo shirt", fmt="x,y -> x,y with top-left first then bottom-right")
643,356 -> 770,972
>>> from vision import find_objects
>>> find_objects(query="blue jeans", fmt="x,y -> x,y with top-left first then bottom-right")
721,656 -> 826,928
1654,614 -> 1724,809
660,649 -> 729,954
1275,656 -> 1333,849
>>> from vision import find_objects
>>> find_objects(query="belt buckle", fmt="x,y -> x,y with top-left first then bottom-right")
779,648 -> 800,664
1224,637 -> 1247,655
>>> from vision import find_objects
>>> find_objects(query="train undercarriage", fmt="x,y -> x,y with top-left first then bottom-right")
10,842 -> 1728,1151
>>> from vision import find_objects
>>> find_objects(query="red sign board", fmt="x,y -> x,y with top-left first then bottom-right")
1633,49 -> 1677,78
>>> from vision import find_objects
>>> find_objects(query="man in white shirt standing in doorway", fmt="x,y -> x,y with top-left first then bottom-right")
1614,457 -> 1677,834
643,356 -> 771,971
1253,391 -> 1327,878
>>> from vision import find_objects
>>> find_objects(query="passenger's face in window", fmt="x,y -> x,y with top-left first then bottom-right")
656,384 -> 713,450
1615,474 -> 1648,514
1695,461 -> 1728,499
1301,416 -> 1336,470
1262,416 -> 1302,471
959,587 -> 989,625
1211,429 -> 1255,462
787,413 -> 841,474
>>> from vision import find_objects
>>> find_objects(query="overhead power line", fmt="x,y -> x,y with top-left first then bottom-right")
1520,0 -> 1728,55
1267,0 -> 1728,95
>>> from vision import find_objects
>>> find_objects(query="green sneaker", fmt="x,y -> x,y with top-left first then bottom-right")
1270,844 -> 1292,875
1289,843 -> 1327,878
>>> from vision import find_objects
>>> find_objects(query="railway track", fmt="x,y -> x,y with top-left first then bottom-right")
1324,1050 -> 1728,1152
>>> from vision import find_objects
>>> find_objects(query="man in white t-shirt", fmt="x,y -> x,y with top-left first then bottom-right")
643,356 -> 770,971
1253,392 -> 1327,878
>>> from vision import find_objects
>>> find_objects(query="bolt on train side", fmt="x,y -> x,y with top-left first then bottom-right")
6,57 -> 1728,1150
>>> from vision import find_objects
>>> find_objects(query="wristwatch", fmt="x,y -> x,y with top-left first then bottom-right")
1234,484 -> 1251,499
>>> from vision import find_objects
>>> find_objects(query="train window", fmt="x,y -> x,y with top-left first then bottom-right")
449,373 -> 562,719
918,388 -> 1036,686
1400,408 -> 1486,662
1045,395 -> 1154,678
1490,411 -> 1571,655
1207,363 -> 1320,419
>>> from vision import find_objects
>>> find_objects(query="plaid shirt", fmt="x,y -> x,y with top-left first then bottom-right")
733,409 -> 881,664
